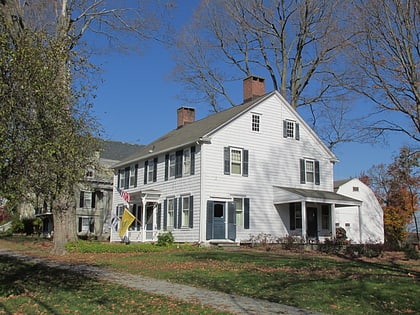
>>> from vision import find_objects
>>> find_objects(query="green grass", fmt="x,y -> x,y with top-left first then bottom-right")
1,236 -> 419,315
0,254 -> 229,315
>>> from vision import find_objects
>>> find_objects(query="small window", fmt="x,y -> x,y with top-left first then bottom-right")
85,168 -> 94,178
345,223 -> 351,227
283,120 -> 300,140
234,198 -> 244,226
353,186 -> 359,192
169,154 -> 175,178
231,149 -> 242,175
80,191 -> 94,209
252,114 -> 260,132
322,205 -> 330,229
183,149 -> 191,176
306,160 -> 315,183
78,217 -> 94,233
119,170 -> 126,188
181,196 -> 190,227
167,198 -> 174,227
148,159 -> 154,182
129,165 -> 136,187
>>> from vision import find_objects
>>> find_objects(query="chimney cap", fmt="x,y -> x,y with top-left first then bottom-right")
243,75 -> 266,102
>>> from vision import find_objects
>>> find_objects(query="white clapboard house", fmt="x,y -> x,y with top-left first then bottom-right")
110,76 -> 378,244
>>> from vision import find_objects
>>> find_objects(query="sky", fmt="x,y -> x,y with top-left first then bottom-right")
89,2 -> 409,181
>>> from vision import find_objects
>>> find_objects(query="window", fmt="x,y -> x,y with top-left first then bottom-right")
183,149 -> 191,176
252,114 -> 260,132
78,217 -> 94,233
144,158 -> 158,184
353,186 -> 359,192
234,198 -> 243,226
119,170 -> 126,188
283,120 -> 300,140
224,147 -> 249,177
290,203 -> 302,230
129,165 -> 137,188
169,154 -> 175,177
148,159 -> 154,182
167,198 -> 174,228
322,205 -> 330,230
300,159 -> 320,185
182,196 -> 190,227
79,191 -> 95,209
85,168 -> 94,178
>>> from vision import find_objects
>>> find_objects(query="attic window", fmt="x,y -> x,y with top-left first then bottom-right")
353,186 -> 359,192
283,120 -> 300,140
252,114 -> 260,132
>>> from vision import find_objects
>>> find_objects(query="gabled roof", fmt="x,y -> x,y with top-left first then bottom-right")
99,140 -> 144,161
113,93 -> 274,168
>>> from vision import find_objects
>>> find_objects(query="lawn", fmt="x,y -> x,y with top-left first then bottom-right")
1,235 -> 419,315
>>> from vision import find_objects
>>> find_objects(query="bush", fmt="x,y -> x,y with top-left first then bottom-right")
156,232 -> 174,246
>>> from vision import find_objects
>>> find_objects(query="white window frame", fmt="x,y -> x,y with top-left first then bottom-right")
119,170 -> 126,188
305,160 -> 315,183
79,216 -> 93,232
230,148 -> 242,175
167,198 -> 174,227
183,149 -> 191,176
82,191 -> 92,209
252,114 -> 260,132
286,120 -> 295,138
181,196 -> 190,227
147,159 -> 154,182
169,153 -> 176,178
234,197 -> 244,227
129,165 -> 136,187
85,168 -> 94,178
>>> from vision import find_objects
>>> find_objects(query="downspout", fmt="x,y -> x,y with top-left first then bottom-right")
331,204 -> 336,239
301,201 -> 307,241
199,143 -> 205,243
141,196 -> 146,242
358,205 -> 362,244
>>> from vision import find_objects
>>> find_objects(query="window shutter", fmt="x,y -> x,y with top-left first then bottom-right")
244,198 -> 250,229
157,204 -> 161,230
117,171 -> 121,188
190,146 -> 195,175
295,123 -> 300,140
315,160 -> 320,185
134,164 -> 138,187
206,201 -> 214,240
78,217 -> 82,232
144,160 -> 148,184
165,154 -> 169,181
124,167 -> 129,189
224,147 -> 230,175
175,150 -> 183,178
242,149 -> 249,177
91,192 -> 95,209
178,198 -> 182,229
163,199 -> 168,228
153,157 -> 158,182
173,198 -> 178,228
300,159 -> 306,184
189,196 -> 194,228
89,218 -> 94,233
290,203 -> 296,230
79,191 -> 84,208
283,120 -> 287,138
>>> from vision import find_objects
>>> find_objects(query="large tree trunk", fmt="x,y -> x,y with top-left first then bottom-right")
51,194 -> 77,255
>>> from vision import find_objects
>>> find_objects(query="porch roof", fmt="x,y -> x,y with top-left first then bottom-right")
273,186 -> 362,207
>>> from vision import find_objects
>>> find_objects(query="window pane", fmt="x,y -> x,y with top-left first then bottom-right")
231,149 -> 242,175
129,165 -> 136,187
234,198 -> 243,226
148,160 -> 154,182
306,160 -> 314,182
286,121 -> 294,138
168,199 -> 174,227
183,150 -> 190,176
252,114 -> 260,132
182,197 -> 190,227
169,154 -> 175,177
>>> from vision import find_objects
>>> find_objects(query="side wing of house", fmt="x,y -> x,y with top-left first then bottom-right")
335,179 -> 384,243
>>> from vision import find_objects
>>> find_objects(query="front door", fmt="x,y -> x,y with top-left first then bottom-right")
145,204 -> 154,240
213,203 -> 225,239
307,207 -> 318,238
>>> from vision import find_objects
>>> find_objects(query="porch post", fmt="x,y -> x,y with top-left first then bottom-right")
301,201 -> 307,241
358,205 -> 362,243
141,196 -> 146,242
331,204 -> 336,239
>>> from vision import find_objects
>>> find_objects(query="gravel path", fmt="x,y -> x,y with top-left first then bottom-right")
0,249 -> 323,315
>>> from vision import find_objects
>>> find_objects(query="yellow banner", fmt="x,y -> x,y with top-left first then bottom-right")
118,208 -> 136,238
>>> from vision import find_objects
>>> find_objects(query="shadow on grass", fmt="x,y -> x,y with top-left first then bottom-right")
0,254 -> 97,315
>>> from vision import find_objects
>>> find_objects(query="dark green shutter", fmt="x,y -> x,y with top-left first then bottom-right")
178,198 -> 182,229
163,199 -> 168,228
78,217 -> 82,232
175,150 -> 183,178
300,159 -> 306,184
144,160 -> 148,184
243,149 -> 249,177
91,192 -> 95,209
153,157 -> 158,182
189,196 -> 194,228
295,123 -> 300,140
173,198 -> 178,228
290,203 -> 296,230
228,201 -> 236,240
315,160 -> 320,185
190,146 -> 195,175
206,201 -> 214,240
283,120 -> 287,138
89,218 -> 94,233
224,147 -> 230,175
117,171 -> 121,188
157,204 -> 161,230
124,167 -> 129,189
244,198 -> 250,229
165,154 -> 169,181
134,164 -> 138,187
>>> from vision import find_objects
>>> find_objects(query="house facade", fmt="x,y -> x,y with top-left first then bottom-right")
111,76 -> 366,244
334,178 -> 384,243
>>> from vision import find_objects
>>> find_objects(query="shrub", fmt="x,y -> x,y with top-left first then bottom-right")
156,232 -> 174,246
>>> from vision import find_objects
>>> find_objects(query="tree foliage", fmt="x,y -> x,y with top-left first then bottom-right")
366,147 -> 420,247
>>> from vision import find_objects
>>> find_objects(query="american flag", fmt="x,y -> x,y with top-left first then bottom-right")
118,188 -> 130,203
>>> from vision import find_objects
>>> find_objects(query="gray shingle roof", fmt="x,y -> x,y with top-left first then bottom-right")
113,92 -> 274,167
99,140 -> 144,161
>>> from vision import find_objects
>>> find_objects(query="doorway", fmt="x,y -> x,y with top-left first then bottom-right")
307,207 -> 318,238
213,203 -> 225,239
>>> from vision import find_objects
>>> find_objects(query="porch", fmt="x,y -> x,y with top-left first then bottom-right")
273,186 -> 362,242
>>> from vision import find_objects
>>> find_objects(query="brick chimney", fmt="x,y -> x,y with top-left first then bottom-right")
243,76 -> 265,102
177,107 -> 195,128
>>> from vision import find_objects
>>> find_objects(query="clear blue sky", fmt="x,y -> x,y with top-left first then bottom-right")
90,2 -> 407,181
